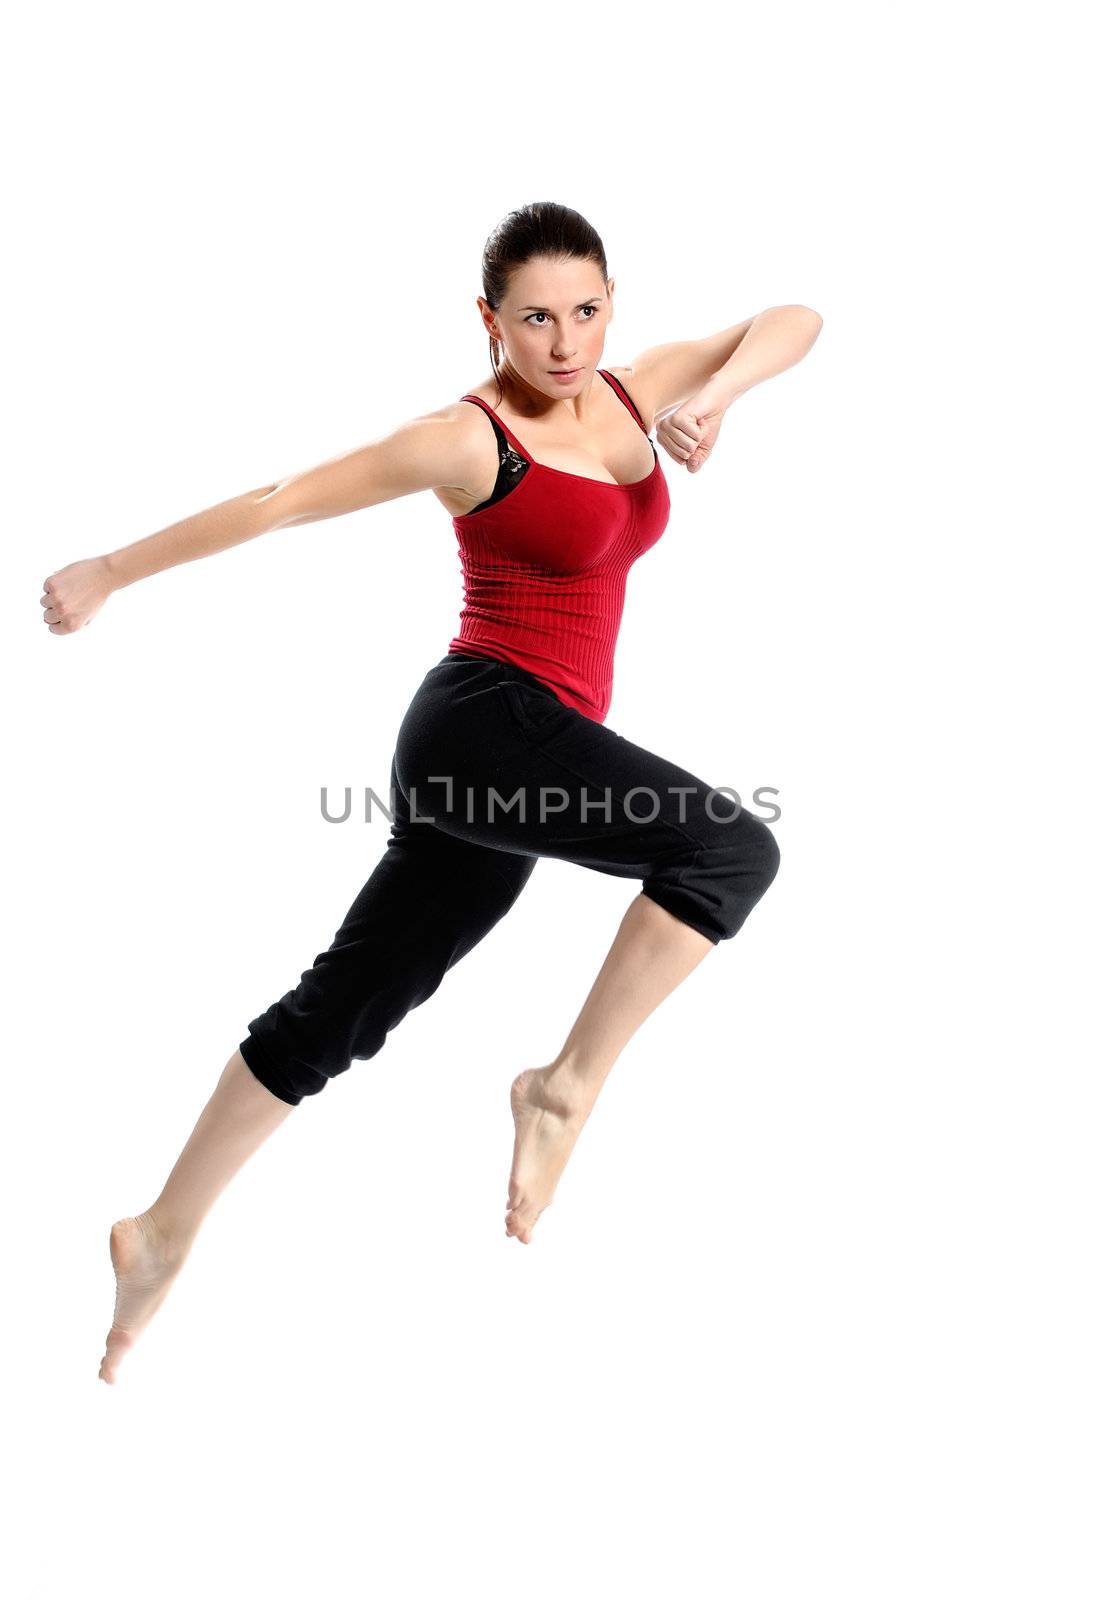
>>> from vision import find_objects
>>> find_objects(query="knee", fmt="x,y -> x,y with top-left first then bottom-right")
700,804 -> 779,882
748,815 -> 781,895
691,809 -> 781,940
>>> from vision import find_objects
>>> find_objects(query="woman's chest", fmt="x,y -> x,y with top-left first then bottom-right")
455,469 -> 667,576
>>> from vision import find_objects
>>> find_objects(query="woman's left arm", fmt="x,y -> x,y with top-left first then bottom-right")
703,304 -> 823,409
642,305 -> 823,473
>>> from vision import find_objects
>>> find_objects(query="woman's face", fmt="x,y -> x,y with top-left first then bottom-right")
481,255 -> 614,396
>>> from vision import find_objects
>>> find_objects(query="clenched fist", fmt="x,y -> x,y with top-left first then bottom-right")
40,557 -> 114,634
655,390 -> 727,474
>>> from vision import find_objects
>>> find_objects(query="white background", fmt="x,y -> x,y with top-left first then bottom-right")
4,2 -> 1090,1596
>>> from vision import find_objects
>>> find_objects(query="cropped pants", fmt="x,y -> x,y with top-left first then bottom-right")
239,651 -> 781,1105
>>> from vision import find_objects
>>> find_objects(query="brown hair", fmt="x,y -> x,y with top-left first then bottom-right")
481,201 -> 609,407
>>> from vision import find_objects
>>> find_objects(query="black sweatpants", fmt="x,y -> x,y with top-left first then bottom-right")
239,651 -> 780,1105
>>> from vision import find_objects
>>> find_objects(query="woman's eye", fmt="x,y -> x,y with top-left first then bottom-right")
524,306 -> 598,325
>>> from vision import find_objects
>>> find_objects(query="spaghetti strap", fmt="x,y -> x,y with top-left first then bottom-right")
597,369 -> 650,436
462,372 -> 652,459
459,394 -> 533,460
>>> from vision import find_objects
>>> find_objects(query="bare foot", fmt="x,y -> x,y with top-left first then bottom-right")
99,1213 -> 187,1384
506,1065 -> 594,1244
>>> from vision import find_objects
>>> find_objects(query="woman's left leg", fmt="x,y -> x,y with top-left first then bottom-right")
506,889 -> 714,1242
395,656 -> 782,1244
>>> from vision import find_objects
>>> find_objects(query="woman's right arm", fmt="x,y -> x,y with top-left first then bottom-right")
40,407 -> 477,634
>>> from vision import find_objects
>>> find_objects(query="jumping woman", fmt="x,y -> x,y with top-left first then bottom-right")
40,201 -> 822,1383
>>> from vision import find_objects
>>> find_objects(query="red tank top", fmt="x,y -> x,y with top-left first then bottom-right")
446,369 -> 671,722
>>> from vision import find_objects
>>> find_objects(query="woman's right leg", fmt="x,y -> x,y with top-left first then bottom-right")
100,748 -> 538,1384
237,749 -> 538,1106
100,1047 -> 294,1384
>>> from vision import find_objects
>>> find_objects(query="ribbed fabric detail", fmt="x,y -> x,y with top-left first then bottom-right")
447,370 -> 671,722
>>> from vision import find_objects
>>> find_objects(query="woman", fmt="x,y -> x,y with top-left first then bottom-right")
40,201 -> 821,1383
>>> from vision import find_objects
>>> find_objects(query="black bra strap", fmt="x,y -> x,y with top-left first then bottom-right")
458,396 -> 530,514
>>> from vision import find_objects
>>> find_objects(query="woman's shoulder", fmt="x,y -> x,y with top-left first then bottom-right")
456,377 -> 503,409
